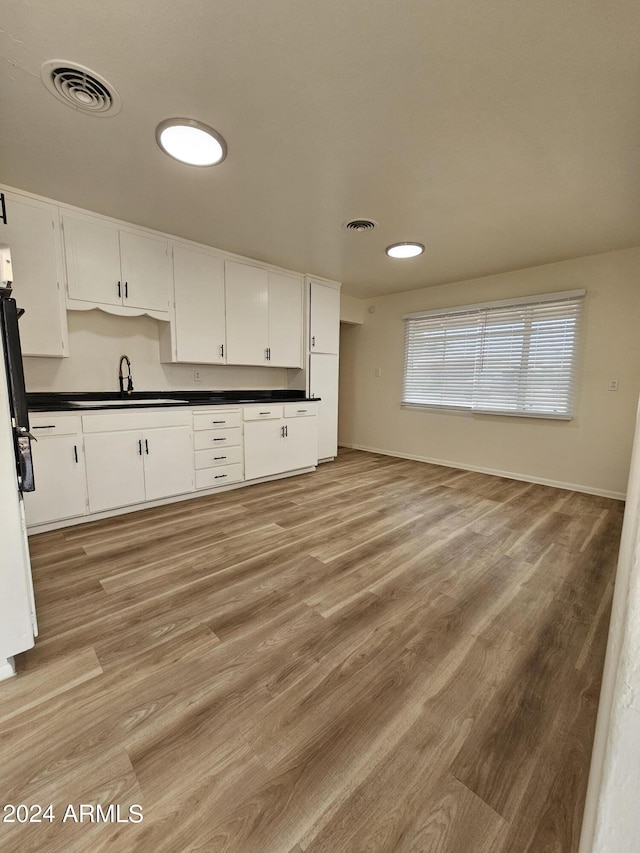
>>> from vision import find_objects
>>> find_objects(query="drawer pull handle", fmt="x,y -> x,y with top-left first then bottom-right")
33,425 -> 56,429
297,409 -> 307,413
212,420 -> 225,424
138,439 -> 143,455
213,437 -> 225,441
214,474 -> 227,479
73,445 -> 78,464
259,411 -> 270,415
213,456 -> 227,460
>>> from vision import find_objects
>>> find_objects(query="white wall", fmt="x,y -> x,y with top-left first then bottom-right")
23,310 -> 291,393
340,294 -> 364,325
339,247 -> 640,497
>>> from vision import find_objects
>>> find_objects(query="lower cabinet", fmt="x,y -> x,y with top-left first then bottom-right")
25,403 -> 318,531
192,408 -> 244,490
23,431 -> 87,526
244,405 -> 318,481
84,426 -> 193,513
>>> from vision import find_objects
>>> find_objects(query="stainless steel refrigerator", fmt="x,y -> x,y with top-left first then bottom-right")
0,244 -> 37,680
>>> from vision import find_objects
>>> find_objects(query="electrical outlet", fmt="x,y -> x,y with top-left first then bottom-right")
608,379 -> 619,391
194,370 -> 202,382
375,367 -> 382,378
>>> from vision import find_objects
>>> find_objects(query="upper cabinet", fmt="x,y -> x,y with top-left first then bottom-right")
0,190 -> 68,357
309,281 -> 340,354
2,186 -> 312,370
62,212 -> 170,318
268,272 -> 303,367
225,261 -> 303,368
160,244 -> 226,364
225,262 -> 268,365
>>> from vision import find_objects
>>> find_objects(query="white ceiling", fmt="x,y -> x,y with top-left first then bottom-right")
1,0 -> 639,298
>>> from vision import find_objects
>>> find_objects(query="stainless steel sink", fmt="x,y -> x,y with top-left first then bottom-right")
68,398 -> 188,407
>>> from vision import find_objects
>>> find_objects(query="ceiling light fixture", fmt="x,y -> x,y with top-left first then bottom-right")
156,119 -> 227,166
385,242 -> 425,259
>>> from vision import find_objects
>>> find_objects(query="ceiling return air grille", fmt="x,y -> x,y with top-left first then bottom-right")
343,218 -> 378,233
40,61 -> 122,116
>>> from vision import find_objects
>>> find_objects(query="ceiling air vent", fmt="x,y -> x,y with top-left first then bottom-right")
40,61 -> 121,116
343,218 -> 378,233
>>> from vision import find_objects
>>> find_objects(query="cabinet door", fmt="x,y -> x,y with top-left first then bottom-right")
173,246 -> 225,363
62,213 -> 122,306
23,436 -> 86,526
284,416 -> 318,471
244,419 -> 286,480
0,192 -> 68,357
310,353 -> 339,460
142,426 -> 194,501
268,272 -> 303,367
119,231 -> 170,313
84,431 -> 146,513
225,261 -> 269,365
310,282 -> 340,354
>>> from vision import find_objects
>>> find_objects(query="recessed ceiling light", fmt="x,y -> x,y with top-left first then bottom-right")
386,242 -> 425,259
156,119 -> 227,166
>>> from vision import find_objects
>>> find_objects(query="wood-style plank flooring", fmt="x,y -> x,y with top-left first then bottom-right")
0,449 -> 624,852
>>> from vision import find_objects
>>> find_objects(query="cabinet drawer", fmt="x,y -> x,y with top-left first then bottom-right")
195,463 -> 244,490
83,409 -> 191,433
193,427 -> 242,451
243,405 -> 283,421
193,409 -> 241,431
30,415 -> 82,436
284,403 -> 317,418
194,446 -> 243,470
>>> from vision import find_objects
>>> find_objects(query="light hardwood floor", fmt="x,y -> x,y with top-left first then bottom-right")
0,449 -> 624,852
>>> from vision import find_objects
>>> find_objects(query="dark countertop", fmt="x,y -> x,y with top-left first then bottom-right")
27,390 -> 319,413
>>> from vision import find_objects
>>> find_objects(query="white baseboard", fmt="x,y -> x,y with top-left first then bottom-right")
339,443 -> 626,501
0,659 -> 16,682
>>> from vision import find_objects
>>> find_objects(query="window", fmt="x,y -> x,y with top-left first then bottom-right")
402,290 -> 584,419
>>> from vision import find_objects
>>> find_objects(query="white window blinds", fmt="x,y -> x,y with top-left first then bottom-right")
402,290 -> 584,419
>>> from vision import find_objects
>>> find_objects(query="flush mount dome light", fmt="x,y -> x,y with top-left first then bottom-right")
156,119 -> 227,166
386,242 -> 425,259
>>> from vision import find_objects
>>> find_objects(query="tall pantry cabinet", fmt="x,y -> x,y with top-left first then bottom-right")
307,277 -> 340,461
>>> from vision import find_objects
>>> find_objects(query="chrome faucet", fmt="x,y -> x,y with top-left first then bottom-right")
118,355 -> 134,396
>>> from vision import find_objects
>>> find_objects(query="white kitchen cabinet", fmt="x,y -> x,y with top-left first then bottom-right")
84,424 -> 192,513
192,407 -> 244,490
140,426 -> 193,501
161,245 -> 226,364
268,272 -> 303,367
0,189 -> 68,357
225,261 -> 269,365
309,280 -> 340,354
310,353 -> 339,460
244,407 -> 317,480
84,431 -> 147,513
23,418 -> 87,526
225,261 -> 303,367
63,212 -> 169,317
119,231 -> 171,313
